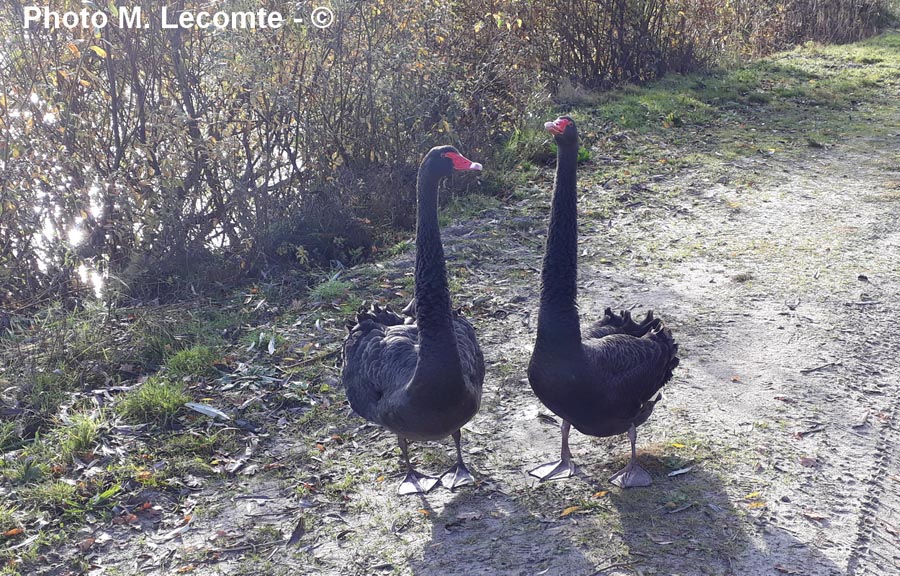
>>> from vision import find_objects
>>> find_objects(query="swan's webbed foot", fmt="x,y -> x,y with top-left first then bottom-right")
441,430 -> 475,490
529,458 -> 576,482
398,470 -> 440,495
609,460 -> 652,488
609,423 -> 652,488
530,420 -> 576,482
441,462 -> 475,490
396,436 -> 439,495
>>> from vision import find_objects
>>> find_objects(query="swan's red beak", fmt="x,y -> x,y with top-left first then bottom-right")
444,151 -> 483,171
545,117 -> 571,136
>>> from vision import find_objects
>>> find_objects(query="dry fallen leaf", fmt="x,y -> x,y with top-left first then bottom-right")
592,490 -> 609,499
647,532 -> 674,545
561,505 -> 581,517
78,537 -> 95,552
287,517 -> 306,547
670,442 -> 686,449
418,509 -> 430,516
667,465 -> 694,477
2,528 -> 24,538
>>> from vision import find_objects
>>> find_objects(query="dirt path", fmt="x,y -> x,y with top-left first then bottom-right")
177,123 -> 897,576
79,46 -> 900,576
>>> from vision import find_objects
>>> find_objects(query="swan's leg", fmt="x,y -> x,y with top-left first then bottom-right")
441,430 -> 476,490
529,420 -> 577,481
609,424 -> 652,488
397,436 -> 439,495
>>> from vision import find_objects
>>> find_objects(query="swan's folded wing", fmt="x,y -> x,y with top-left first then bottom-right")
342,322 -> 418,422
583,333 -> 674,406
453,315 -> 485,391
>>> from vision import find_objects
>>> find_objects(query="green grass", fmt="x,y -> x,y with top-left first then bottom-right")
21,480 -> 79,513
117,377 -> 190,427
157,429 -> 240,460
386,238 -> 414,257
309,278 -> 352,301
0,504 -> 19,533
439,194 -> 501,227
165,345 -> 219,378
0,453 -> 49,486
500,125 -> 555,166
56,413 -> 103,461
21,371 -> 69,422
589,31 -> 900,140
0,420 -> 19,452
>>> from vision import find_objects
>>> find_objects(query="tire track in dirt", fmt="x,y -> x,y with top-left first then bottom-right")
846,222 -> 900,575
848,403 -> 900,575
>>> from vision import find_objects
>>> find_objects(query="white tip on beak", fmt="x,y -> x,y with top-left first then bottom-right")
470,162 -> 483,171
544,121 -> 556,130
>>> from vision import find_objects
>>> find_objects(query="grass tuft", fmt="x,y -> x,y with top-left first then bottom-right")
166,345 -> 219,379
22,480 -> 79,513
118,377 -> 190,427
0,504 -> 19,533
309,279 -> 351,301
56,413 -> 103,461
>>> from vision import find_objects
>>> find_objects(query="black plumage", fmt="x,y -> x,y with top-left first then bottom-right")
528,117 -> 679,488
342,146 -> 485,494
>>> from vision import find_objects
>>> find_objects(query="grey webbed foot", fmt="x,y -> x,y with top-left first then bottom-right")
442,430 -> 475,490
529,459 -> 576,482
609,460 -> 652,488
609,423 -> 652,488
398,470 -> 440,495
441,462 -> 475,490
530,420 -> 576,482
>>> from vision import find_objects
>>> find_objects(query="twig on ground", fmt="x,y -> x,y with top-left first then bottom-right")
800,361 -> 841,374
281,348 -> 341,369
590,560 -> 637,575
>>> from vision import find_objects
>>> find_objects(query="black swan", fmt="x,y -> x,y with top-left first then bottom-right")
342,146 -> 486,495
528,116 -> 679,488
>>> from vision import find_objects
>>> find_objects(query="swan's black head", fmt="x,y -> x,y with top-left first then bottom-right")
545,116 -> 578,147
422,145 -> 483,179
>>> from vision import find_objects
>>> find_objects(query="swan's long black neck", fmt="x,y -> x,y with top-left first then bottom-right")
536,142 -> 582,347
414,168 -> 463,373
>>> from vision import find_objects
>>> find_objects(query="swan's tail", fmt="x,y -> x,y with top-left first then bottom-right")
648,322 -> 680,385
346,301 -> 404,332
587,308 -> 661,339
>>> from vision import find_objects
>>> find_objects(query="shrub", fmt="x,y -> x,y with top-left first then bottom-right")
0,0 -> 892,305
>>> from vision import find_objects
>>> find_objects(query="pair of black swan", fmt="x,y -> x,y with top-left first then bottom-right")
342,120 -> 678,495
